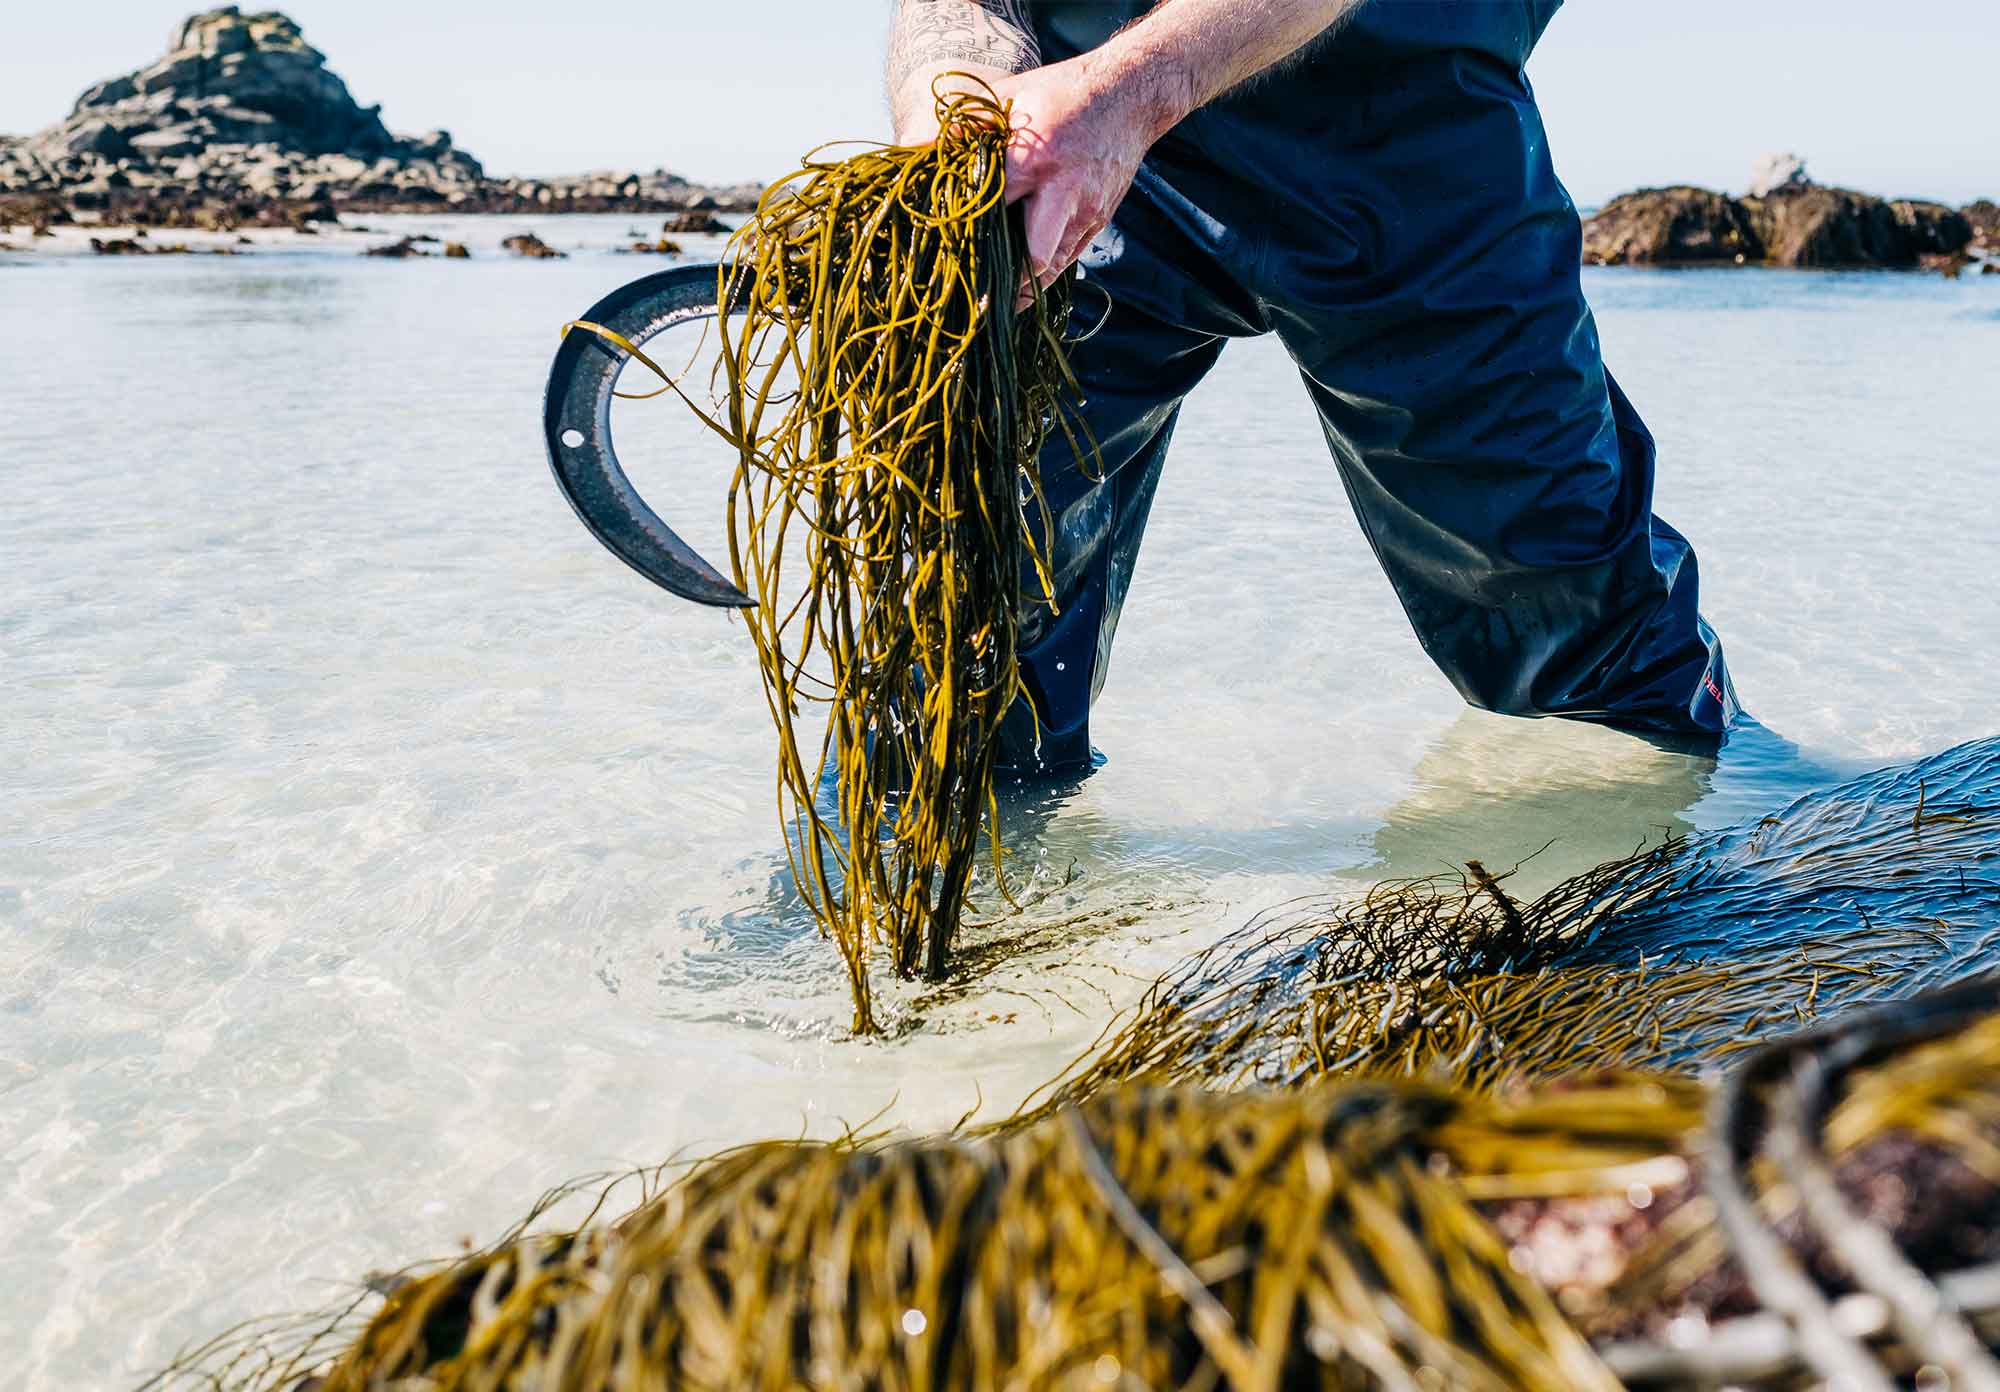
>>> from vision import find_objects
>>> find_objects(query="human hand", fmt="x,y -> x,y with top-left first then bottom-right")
991,53 -> 1174,307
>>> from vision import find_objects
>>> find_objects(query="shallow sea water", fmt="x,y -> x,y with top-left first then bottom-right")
3,214 -> 1996,1387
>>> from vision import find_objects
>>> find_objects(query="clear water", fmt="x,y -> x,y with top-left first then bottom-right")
3,215 -> 1996,1387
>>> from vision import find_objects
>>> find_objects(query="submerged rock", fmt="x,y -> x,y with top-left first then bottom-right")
1920,249 -> 1977,279
664,210 -> 728,234
88,235 -> 228,255
501,231 -> 564,259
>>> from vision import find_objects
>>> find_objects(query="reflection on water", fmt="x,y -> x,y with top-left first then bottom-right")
1353,711 -> 1712,893
2,222 -> 1996,1389
1351,710 -> 1873,896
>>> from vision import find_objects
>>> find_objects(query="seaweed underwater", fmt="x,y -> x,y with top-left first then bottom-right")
147,740 -> 2000,1390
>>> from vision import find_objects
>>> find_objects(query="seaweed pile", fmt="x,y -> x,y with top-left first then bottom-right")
150,740 -> 2000,1390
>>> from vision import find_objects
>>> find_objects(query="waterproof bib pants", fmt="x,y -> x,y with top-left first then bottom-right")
1002,0 -> 1739,773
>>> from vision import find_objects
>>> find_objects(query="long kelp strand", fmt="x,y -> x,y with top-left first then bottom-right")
703,84 -> 1083,1032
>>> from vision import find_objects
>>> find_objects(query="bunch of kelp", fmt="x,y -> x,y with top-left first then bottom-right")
153,742 -> 2000,1391
704,83 -> 1085,1034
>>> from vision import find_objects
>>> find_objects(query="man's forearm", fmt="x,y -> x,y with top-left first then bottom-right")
1092,0 -> 1372,143
885,0 -> 1374,297
887,0 -> 1041,139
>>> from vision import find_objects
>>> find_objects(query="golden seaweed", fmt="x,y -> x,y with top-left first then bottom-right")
707,84 -> 1086,1033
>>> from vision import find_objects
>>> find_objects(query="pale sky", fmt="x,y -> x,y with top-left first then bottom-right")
2,2 -> 1993,206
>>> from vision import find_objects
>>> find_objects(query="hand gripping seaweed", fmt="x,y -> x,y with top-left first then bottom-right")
547,84 -> 1092,1032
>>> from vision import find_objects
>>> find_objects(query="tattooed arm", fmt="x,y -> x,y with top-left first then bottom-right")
886,0 -> 1041,143
889,0 -> 1372,304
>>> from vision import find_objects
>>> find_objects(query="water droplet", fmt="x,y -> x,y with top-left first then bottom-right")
901,1308 -> 927,1337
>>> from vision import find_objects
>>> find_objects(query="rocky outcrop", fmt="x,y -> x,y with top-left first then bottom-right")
0,9 -> 483,215
1746,187 -> 1969,267
0,8 -> 759,224
1964,200 -> 1999,255
1579,186 -> 1761,266
1585,180 -> 1976,270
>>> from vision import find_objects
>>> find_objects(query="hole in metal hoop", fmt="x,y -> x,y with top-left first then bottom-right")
561,428 -> 585,448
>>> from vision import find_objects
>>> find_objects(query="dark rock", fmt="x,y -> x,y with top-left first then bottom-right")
363,236 -> 429,258
1917,250 -> 1974,279
501,231 -> 563,259
664,210 -> 727,234
1745,186 -> 1970,267
624,237 -> 682,255
89,235 -> 222,255
1582,186 -> 1761,266
1963,198 -> 1999,254
53,119 -> 133,160
1585,182 -> 1974,269
9,194 -> 70,235
442,241 -> 469,258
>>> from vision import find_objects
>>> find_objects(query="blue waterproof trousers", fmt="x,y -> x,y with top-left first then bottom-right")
1001,1 -> 1739,773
